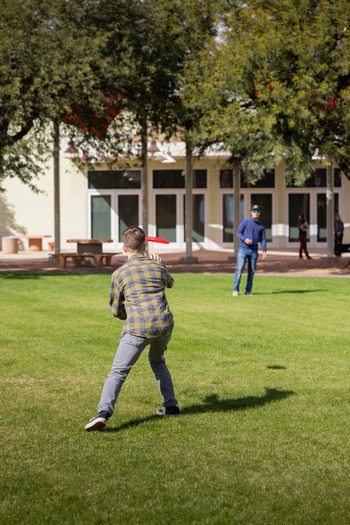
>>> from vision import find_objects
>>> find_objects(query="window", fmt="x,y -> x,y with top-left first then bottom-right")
156,195 -> 177,241
222,194 -> 244,243
219,169 -> 275,188
153,169 -> 207,189
241,170 -> 275,188
317,193 -> 339,242
183,195 -> 205,242
91,196 -> 111,238
220,169 -> 234,188
118,195 -> 139,242
88,170 -> 141,189
288,194 -> 310,242
286,168 -> 341,188
334,169 -> 342,188
305,169 -> 326,187
193,170 -> 207,188
250,194 -> 272,242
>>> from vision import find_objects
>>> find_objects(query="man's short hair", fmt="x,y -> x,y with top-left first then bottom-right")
122,226 -> 145,251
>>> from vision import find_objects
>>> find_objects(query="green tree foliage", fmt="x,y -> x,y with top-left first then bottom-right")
0,0 -> 127,190
94,0 -> 218,140
182,0 -> 350,184
0,0 -> 220,188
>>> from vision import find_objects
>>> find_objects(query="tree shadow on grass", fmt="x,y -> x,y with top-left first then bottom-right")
256,289 -> 326,295
0,273 -> 43,280
104,387 -> 295,433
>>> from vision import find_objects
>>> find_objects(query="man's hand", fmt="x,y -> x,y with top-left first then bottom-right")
262,252 -> 267,260
149,253 -> 161,261
245,238 -> 252,245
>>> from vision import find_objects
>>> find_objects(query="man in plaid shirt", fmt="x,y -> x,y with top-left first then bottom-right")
85,226 -> 179,431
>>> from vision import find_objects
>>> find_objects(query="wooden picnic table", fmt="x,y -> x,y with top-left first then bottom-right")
17,235 -> 51,251
67,239 -> 113,254
53,239 -> 115,269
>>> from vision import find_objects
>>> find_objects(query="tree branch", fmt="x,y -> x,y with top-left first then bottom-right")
6,120 -> 35,147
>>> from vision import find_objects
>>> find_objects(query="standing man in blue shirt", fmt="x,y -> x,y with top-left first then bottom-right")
232,204 -> 267,296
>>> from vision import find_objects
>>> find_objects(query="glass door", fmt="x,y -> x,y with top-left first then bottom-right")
155,194 -> 177,242
288,193 -> 310,242
250,194 -> 273,242
90,194 -> 112,239
154,190 -> 208,249
183,194 -> 205,243
88,191 -> 141,248
316,193 -> 339,243
221,194 -> 244,244
118,194 -> 139,242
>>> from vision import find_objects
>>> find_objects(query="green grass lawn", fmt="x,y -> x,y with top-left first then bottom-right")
1,273 -> 350,524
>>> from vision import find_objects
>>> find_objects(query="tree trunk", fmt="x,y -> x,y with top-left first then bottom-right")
185,143 -> 193,258
180,138 -> 198,263
53,121 -> 60,254
141,121 -> 148,242
233,163 -> 241,258
326,158 -> 334,258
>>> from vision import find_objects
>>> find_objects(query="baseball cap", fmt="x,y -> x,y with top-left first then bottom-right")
251,205 -> 260,212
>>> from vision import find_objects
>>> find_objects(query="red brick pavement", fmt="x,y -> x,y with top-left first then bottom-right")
0,250 -> 349,277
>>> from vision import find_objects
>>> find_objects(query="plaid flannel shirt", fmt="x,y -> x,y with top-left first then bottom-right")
110,253 -> 174,337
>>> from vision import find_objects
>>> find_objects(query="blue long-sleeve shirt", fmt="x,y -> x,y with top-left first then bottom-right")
237,218 -> 267,252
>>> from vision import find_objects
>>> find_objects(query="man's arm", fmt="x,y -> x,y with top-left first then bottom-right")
261,227 -> 267,259
237,220 -> 247,243
149,254 -> 174,289
109,276 -> 127,319
164,267 -> 174,289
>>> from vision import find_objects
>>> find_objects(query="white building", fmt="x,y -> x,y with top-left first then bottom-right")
1,137 -> 349,253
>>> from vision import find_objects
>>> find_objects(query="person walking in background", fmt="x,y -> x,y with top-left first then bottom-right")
298,214 -> 312,260
334,213 -> 344,257
85,226 -> 180,432
232,204 -> 267,296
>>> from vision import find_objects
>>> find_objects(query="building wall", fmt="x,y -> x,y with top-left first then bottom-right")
1,147 -> 349,252
0,155 -> 86,250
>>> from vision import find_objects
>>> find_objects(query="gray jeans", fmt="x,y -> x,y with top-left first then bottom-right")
98,333 -> 177,416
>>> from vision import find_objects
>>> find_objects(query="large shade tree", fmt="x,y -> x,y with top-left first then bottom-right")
185,0 -> 350,181
1,0 -> 222,253
0,0 -> 131,192
182,0 -> 350,253
88,0 -> 219,246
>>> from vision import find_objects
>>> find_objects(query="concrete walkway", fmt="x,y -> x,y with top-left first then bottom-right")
1,248 -> 349,277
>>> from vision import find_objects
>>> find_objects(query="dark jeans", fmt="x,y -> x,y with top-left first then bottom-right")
299,235 -> 310,258
334,233 -> 343,257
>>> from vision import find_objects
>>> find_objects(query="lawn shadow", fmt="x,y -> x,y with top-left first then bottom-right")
256,289 -> 326,295
181,387 -> 295,416
105,387 -> 295,433
0,273 -> 43,280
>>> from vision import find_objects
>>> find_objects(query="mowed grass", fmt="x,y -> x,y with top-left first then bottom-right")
1,272 -> 350,525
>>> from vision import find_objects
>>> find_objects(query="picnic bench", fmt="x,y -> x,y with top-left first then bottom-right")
54,252 -> 114,269
53,238 -> 115,269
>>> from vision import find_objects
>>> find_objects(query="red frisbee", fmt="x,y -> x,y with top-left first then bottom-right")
145,237 -> 170,244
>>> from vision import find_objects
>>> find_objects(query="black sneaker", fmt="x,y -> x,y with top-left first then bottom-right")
85,412 -> 109,431
156,406 -> 181,416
